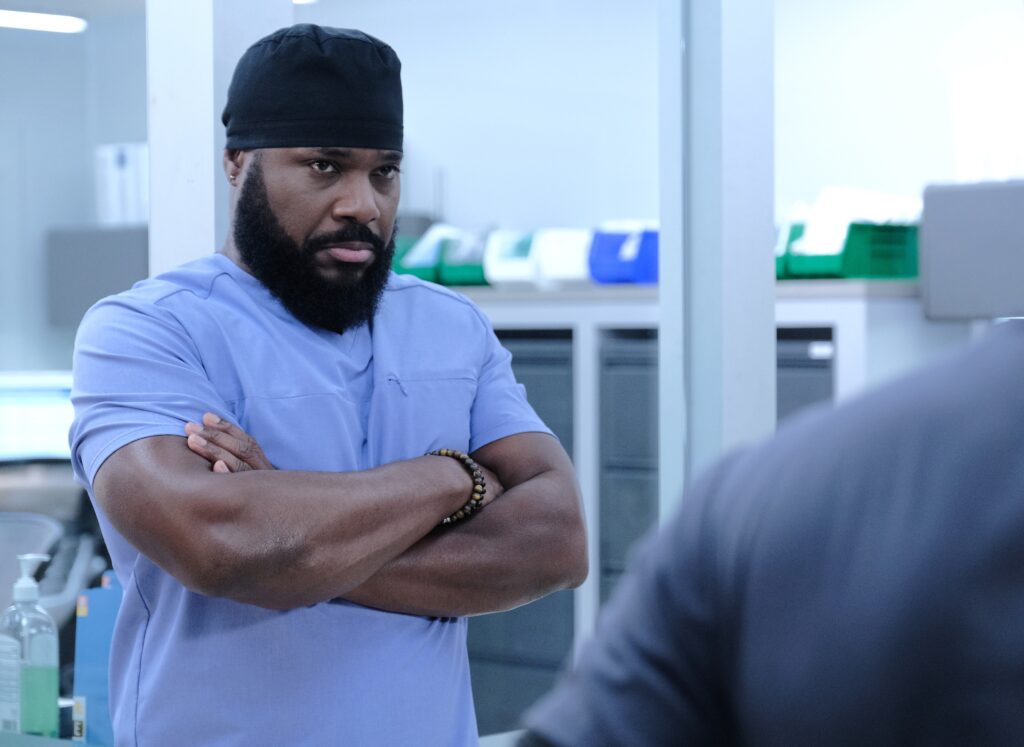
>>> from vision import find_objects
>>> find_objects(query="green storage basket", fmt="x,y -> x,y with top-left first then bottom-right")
438,237 -> 488,286
775,224 -> 805,279
392,235 -> 416,266
393,234 -> 440,282
785,222 -> 918,279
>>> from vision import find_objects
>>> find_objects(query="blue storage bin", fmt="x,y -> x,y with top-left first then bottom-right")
72,572 -> 122,744
588,227 -> 658,284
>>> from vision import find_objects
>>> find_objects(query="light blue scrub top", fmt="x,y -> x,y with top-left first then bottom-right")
69,254 -> 552,747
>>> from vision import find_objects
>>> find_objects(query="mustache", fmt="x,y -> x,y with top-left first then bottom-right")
303,223 -> 385,255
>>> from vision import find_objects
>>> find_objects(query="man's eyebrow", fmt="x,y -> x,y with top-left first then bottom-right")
310,147 -> 403,163
311,147 -> 354,158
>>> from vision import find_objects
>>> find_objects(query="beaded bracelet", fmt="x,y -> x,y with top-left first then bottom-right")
427,448 -> 487,525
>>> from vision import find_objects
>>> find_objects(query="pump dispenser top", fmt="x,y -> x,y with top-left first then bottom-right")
13,555 -> 48,604
2,552 -> 59,737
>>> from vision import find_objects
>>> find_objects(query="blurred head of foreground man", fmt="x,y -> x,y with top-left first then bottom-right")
520,320 -> 1024,746
69,24 -> 586,746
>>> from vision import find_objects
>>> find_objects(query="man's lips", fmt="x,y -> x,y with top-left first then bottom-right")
323,243 -> 375,263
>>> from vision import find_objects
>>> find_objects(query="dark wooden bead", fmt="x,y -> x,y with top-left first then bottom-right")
429,447 -> 491,526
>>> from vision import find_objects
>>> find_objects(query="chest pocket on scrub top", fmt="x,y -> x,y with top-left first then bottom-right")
381,368 -> 478,455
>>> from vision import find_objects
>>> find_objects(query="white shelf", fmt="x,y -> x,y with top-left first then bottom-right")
460,284 -> 658,328
776,279 -> 919,299
463,278 -> 919,303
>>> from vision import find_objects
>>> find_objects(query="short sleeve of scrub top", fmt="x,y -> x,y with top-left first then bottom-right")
469,313 -> 556,452
69,293 -> 233,488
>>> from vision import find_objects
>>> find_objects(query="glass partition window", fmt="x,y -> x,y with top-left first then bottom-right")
0,4 -> 147,373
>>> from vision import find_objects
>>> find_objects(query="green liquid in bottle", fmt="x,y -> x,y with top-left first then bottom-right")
20,664 -> 58,737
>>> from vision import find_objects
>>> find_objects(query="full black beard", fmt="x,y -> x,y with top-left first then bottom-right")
233,157 -> 395,334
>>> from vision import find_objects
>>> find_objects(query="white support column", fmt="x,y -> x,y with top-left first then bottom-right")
657,0 -> 687,519
146,0 -> 293,277
686,0 -> 776,479
146,0 -> 215,277
572,322 -> 601,655
660,0 -> 776,510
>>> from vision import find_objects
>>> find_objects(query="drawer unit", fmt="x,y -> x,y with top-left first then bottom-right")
599,469 -> 658,573
598,331 -> 658,604
777,329 -> 834,422
599,335 -> 658,470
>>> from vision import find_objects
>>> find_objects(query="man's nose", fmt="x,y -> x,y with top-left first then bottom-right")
330,175 -> 381,225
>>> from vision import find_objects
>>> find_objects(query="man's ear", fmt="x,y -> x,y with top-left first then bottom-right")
224,149 -> 245,185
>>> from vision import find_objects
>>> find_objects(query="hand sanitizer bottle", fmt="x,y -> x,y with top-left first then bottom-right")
0,631 -> 18,732
0,554 -> 59,737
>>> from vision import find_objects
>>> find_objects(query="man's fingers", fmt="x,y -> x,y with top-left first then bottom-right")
186,431 -> 248,473
202,412 -> 246,439
187,418 -> 264,467
199,413 -> 272,469
202,413 -> 253,447
200,429 -> 251,469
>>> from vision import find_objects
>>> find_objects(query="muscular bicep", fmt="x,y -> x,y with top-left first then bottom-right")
472,431 -> 587,587
93,435 -> 229,592
471,431 -> 575,490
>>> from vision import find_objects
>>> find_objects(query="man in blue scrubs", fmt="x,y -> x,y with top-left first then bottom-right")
69,25 -> 587,746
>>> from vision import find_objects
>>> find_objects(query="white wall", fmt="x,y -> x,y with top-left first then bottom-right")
0,11 -> 147,371
297,0 -> 660,230
86,11 -> 148,150
776,0 -> 1024,221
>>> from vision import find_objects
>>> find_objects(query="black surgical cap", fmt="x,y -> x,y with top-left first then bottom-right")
222,24 -> 403,152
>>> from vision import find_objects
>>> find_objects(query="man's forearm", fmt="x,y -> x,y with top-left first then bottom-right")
344,469 -> 588,617
94,437 -> 476,610
201,461 -> 470,608
175,425 -> 584,615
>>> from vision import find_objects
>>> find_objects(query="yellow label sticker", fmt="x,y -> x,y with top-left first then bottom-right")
73,695 -> 86,739
76,595 -> 89,617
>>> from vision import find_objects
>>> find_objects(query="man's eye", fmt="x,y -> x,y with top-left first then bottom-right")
376,165 -> 401,179
310,160 -> 336,174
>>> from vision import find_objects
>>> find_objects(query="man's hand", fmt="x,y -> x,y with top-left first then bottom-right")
184,412 -> 506,505
184,412 -> 275,473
